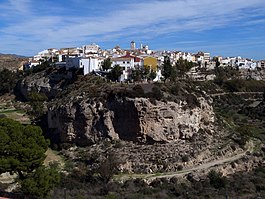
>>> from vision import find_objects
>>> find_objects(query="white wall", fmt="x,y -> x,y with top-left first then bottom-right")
81,58 -> 100,75
112,59 -> 134,71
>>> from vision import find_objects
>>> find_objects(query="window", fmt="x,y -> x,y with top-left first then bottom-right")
127,61 -> 130,64
123,61 -> 125,64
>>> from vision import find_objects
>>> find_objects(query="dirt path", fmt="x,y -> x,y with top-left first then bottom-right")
116,142 -> 254,181
210,92 -> 263,97
147,151 -> 246,181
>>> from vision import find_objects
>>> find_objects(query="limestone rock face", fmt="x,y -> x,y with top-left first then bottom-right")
48,95 -> 215,146
130,97 -> 214,142
17,68 -> 73,100
19,75 -> 52,99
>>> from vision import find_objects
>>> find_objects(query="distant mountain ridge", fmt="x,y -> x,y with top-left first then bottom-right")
0,53 -> 28,71
0,53 -> 28,58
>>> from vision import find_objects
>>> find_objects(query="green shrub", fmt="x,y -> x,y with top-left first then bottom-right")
182,155 -> 189,162
177,165 -> 183,171
170,84 -> 180,95
27,91 -> 48,117
133,85 -> 144,97
151,86 -> 163,100
208,170 -> 226,189
186,94 -> 200,108
21,164 -> 61,198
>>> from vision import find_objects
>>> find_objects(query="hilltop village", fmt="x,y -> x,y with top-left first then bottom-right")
24,41 -> 265,81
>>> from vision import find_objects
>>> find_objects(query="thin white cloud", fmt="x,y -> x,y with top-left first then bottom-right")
0,0 -> 265,56
8,0 -> 31,13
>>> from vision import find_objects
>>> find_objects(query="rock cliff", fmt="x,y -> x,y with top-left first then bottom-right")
48,89 -> 215,146
17,67 -> 76,100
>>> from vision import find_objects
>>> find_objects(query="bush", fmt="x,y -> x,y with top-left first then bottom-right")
27,91 -> 48,117
113,140 -> 123,148
0,114 -> 6,118
150,86 -> 163,100
186,94 -> 200,108
170,84 -> 180,95
132,85 -> 144,97
236,125 -> 254,137
208,170 -> 226,189
233,125 -> 255,147
182,155 -> 189,162
223,79 -> 244,92
177,165 -> 183,171
0,69 -> 20,95
98,152 -> 121,183
21,164 -> 61,198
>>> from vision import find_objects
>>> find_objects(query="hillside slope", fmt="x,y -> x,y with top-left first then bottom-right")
0,54 -> 28,71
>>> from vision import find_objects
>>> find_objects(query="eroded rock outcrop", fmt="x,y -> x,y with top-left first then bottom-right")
48,93 -> 215,146
17,67 -> 75,100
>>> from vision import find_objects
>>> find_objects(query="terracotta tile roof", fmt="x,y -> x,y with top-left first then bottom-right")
134,57 -> 141,62
112,57 -> 131,61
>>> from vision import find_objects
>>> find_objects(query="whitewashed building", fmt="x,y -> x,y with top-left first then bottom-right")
83,44 -> 100,54
257,60 -> 265,68
111,53 -> 143,70
66,57 -> 101,75
23,60 -> 41,70
111,53 -> 143,80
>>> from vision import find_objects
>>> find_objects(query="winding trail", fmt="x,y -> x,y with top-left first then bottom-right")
210,91 -> 263,97
147,151 -> 246,180
116,143 -> 254,181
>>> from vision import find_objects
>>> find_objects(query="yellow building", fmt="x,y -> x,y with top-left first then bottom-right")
143,57 -> 158,70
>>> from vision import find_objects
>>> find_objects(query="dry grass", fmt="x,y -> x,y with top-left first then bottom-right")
0,95 -> 31,124
44,148 -> 64,168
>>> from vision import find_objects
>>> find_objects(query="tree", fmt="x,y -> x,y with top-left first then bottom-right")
162,56 -> 192,81
0,69 -> 19,95
0,118 -> 49,179
175,58 -> 194,78
130,67 -> 157,82
214,66 -> 240,86
148,69 -> 157,81
27,91 -> 48,118
162,56 -> 172,82
214,67 -> 227,86
98,152 -> 121,183
108,64 -> 123,82
130,68 -> 142,82
101,58 -> 112,71
170,64 -> 177,81
213,57 -> 221,68
141,66 -> 150,80
20,164 -> 61,198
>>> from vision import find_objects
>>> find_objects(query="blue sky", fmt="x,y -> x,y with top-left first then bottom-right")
0,0 -> 265,59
